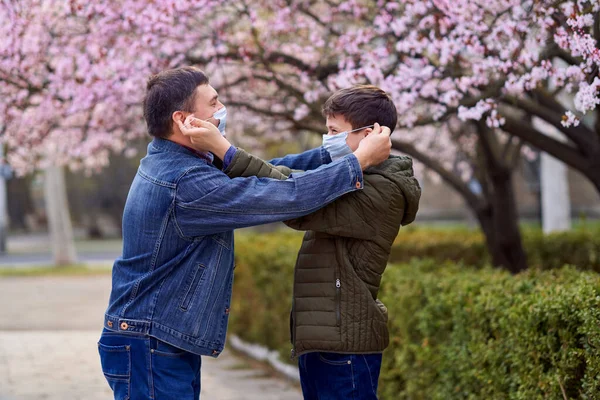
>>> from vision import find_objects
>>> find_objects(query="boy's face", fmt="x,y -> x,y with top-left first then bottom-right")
325,114 -> 372,152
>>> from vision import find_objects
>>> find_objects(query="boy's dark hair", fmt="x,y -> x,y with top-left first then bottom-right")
322,85 -> 398,133
143,66 -> 209,138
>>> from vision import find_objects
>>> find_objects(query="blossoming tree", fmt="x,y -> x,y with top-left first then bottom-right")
186,0 -> 600,272
1,0 -> 599,271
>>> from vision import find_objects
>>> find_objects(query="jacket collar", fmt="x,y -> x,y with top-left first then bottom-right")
149,138 -> 213,163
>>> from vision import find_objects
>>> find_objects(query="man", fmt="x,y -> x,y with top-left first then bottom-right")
224,85 -> 421,399
98,67 -> 392,400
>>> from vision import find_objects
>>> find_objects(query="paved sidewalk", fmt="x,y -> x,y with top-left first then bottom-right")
0,276 -> 301,400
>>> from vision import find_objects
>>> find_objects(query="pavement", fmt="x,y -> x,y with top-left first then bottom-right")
0,275 -> 302,400
0,233 -> 121,268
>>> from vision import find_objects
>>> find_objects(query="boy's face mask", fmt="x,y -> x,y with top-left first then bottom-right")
322,125 -> 374,160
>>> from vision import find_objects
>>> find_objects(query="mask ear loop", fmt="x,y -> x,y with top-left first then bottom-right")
347,125 -> 375,134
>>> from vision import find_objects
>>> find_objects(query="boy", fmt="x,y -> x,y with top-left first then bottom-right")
225,85 -> 421,399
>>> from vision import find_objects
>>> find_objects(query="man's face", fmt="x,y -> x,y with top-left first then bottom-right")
325,114 -> 370,152
188,84 -> 224,127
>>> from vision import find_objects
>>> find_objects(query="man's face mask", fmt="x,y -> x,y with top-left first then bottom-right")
213,106 -> 227,136
322,125 -> 373,160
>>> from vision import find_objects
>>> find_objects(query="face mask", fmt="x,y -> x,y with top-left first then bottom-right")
213,106 -> 227,136
322,125 -> 374,160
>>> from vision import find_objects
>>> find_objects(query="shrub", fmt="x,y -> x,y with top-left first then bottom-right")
229,231 -> 302,360
229,232 -> 600,399
390,226 -> 600,272
380,260 -> 600,399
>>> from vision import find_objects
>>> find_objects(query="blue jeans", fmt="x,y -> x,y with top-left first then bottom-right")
298,352 -> 382,399
98,329 -> 202,400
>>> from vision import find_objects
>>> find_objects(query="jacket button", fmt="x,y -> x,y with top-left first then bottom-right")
107,321 -> 113,328
120,322 -> 129,330
355,181 -> 361,189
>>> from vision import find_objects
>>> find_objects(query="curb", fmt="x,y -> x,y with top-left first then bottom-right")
229,335 -> 300,382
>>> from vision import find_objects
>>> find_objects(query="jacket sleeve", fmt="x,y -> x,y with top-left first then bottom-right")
267,146 -> 331,170
284,174 -> 394,239
225,148 -> 292,179
174,153 -> 363,237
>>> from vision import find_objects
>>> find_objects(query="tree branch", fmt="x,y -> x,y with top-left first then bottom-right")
227,100 -> 322,132
503,94 -> 599,156
541,42 -> 580,66
502,115 -> 590,171
391,138 -> 486,212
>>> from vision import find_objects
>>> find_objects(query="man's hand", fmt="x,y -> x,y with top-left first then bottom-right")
353,123 -> 391,170
177,116 -> 231,160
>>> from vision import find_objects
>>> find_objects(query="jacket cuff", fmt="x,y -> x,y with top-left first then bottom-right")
221,146 -> 238,171
320,146 -> 332,165
345,154 -> 364,190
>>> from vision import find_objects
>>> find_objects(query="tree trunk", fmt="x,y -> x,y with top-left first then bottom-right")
392,137 -> 528,273
44,165 -> 77,266
0,170 -> 6,254
478,168 -> 528,273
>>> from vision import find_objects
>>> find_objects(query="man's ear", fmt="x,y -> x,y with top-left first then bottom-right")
173,111 -> 192,127
363,128 -> 373,137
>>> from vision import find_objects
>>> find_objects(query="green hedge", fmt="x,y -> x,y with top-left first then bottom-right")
230,232 -> 299,359
230,233 -> 600,399
379,260 -> 600,399
389,226 -> 600,272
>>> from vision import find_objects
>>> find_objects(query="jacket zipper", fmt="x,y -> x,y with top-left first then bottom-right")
335,278 -> 341,327
290,299 -> 297,360
290,265 -> 299,360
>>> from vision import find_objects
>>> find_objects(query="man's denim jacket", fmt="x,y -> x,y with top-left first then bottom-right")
104,138 -> 364,357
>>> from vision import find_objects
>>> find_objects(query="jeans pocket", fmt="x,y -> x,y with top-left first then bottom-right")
318,352 -> 353,366
151,340 -> 200,399
98,342 -> 131,400
152,340 -> 187,358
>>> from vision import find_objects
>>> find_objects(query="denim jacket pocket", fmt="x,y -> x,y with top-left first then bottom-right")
98,342 -> 131,400
179,264 -> 208,311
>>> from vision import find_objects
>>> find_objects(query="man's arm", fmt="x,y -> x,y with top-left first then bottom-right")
267,147 -> 331,171
174,154 -> 363,237
224,150 -> 420,238
223,150 -> 388,239
284,174 -> 393,239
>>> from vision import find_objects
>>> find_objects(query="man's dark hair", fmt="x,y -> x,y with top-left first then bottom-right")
143,66 -> 209,138
322,85 -> 398,134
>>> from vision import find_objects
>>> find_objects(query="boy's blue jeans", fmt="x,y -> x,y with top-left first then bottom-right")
298,352 -> 382,399
98,328 -> 202,400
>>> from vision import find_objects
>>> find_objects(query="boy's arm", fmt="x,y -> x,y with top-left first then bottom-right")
225,148 -> 293,179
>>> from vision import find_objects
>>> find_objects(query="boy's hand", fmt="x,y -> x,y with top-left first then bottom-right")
177,116 -> 231,159
353,123 -> 391,170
